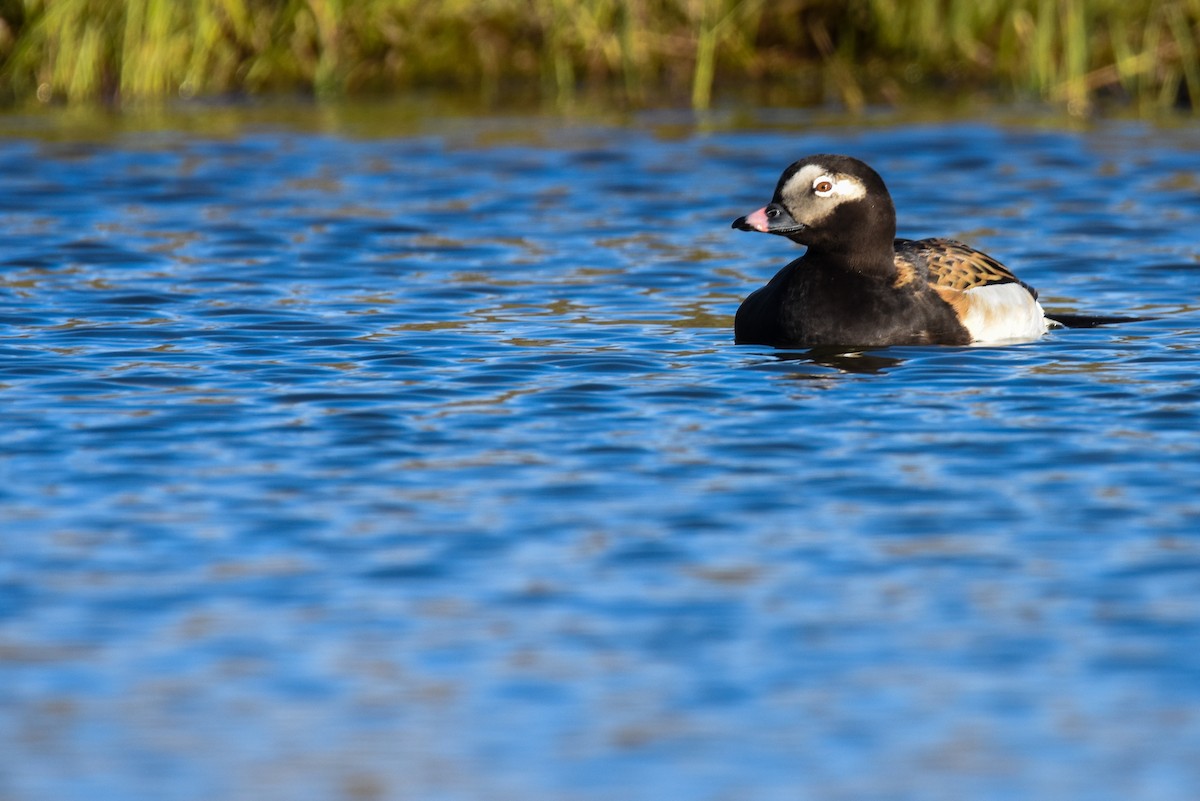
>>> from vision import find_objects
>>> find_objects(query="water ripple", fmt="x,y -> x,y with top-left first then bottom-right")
1,109 -> 1200,801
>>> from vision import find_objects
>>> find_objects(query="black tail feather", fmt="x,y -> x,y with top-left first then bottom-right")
1048,313 -> 1153,329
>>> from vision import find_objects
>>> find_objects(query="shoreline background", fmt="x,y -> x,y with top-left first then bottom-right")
0,0 -> 1197,114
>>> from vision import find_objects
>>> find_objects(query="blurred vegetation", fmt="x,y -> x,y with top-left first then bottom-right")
0,0 -> 1197,112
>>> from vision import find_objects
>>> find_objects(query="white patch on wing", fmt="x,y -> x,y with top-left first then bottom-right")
960,283 -> 1049,344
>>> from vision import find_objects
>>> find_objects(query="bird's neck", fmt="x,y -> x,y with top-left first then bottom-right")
806,237 -> 896,279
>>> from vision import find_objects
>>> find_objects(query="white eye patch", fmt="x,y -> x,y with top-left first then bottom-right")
780,163 -> 869,210
812,174 -> 864,199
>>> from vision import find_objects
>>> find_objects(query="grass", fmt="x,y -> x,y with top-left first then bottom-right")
0,0 -> 1197,112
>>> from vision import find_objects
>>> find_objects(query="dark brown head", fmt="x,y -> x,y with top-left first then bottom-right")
732,154 -> 897,263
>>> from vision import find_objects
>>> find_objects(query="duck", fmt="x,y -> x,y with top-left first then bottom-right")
731,154 -> 1048,348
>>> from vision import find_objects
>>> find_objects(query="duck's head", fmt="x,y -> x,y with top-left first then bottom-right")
732,154 -> 897,253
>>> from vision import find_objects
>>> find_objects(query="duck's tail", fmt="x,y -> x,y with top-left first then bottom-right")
1047,313 -> 1152,329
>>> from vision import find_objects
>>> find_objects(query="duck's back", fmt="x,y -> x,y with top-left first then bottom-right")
896,238 -> 1047,344
894,238 -> 1037,296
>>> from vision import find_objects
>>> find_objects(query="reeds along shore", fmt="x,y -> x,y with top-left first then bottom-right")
0,0 -> 1197,111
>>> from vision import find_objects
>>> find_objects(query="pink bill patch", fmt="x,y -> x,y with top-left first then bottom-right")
744,207 -> 770,232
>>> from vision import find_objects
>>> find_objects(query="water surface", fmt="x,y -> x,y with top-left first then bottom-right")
2,104 -> 1200,801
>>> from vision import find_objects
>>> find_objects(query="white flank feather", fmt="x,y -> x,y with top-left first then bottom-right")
960,283 -> 1048,344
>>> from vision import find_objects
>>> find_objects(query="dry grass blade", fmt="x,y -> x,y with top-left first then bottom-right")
0,0 -> 1194,111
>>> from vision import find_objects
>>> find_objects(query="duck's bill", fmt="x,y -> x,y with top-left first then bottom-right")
731,204 -> 805,236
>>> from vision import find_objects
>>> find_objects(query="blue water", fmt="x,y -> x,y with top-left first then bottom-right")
2,105 -> 1200,800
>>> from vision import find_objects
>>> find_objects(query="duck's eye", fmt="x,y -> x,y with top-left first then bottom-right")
814,180 -> 834,195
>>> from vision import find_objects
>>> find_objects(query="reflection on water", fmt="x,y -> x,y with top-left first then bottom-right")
2,104 -> 1200,801
772,346 -> 909,375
